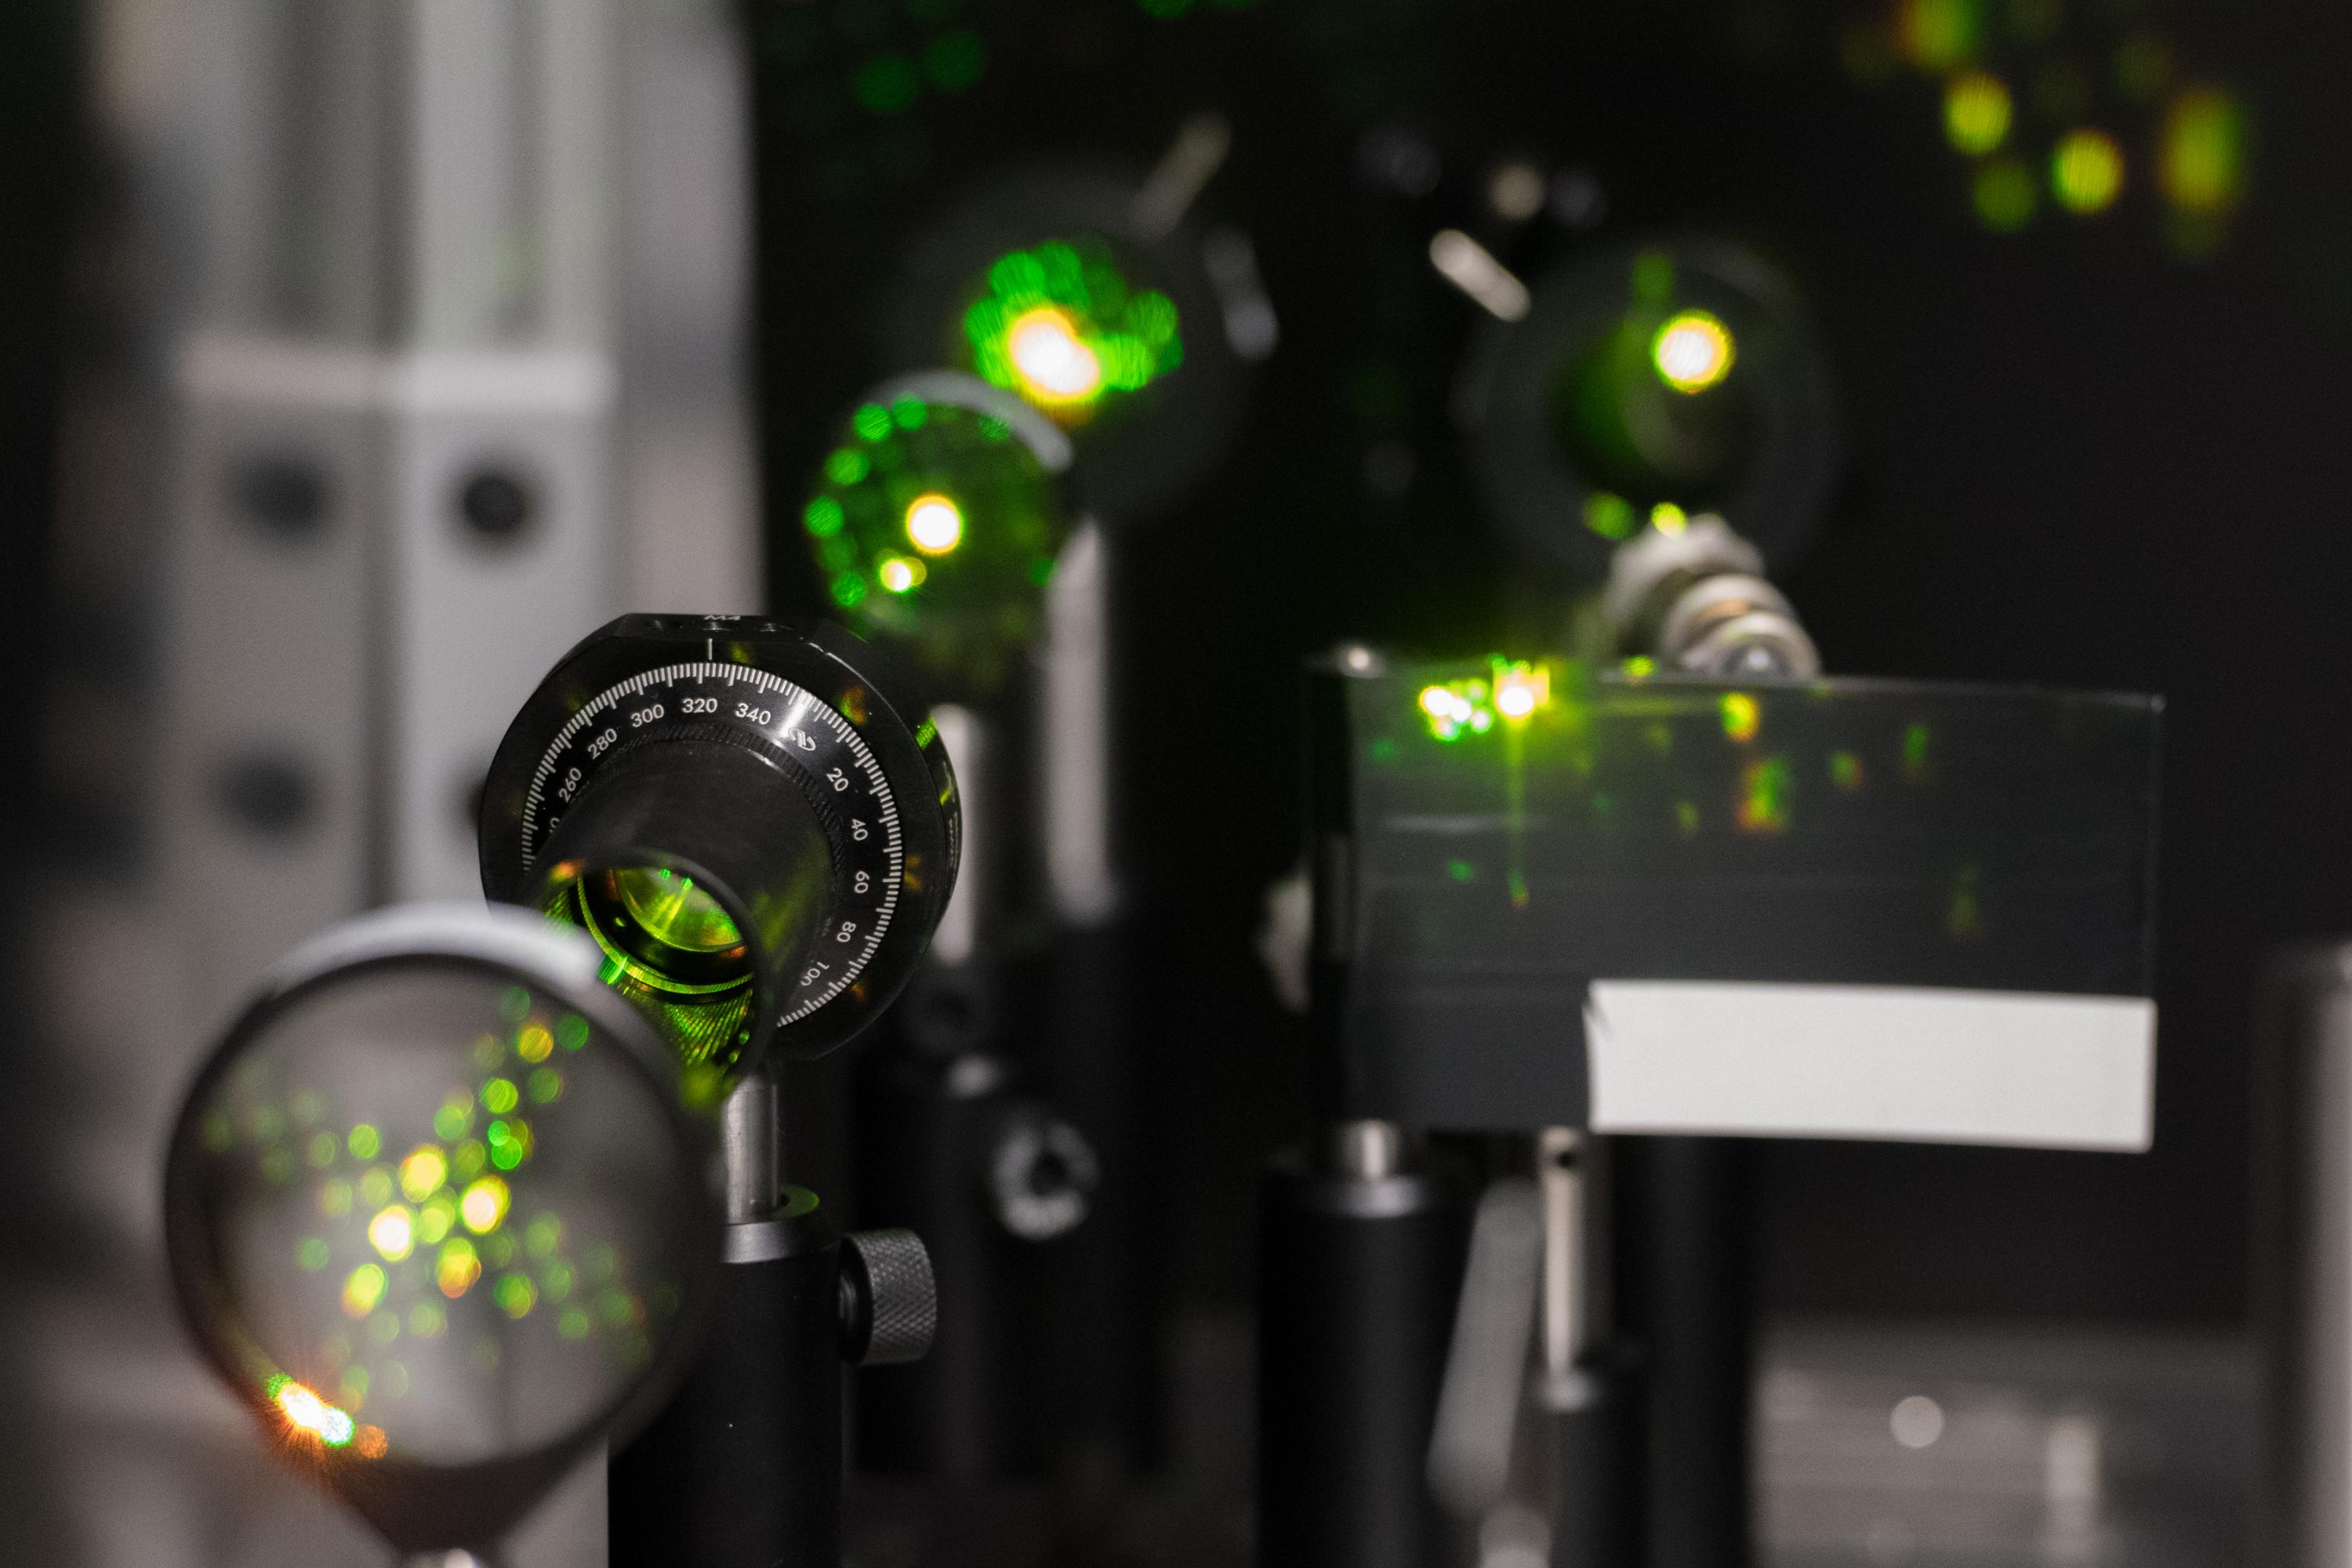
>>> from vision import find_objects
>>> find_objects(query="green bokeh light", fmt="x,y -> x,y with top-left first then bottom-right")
2051,129 -> 2125,213
1944,71 -> 2012,154
1973,159 -> 2038,230
543,867 -> 756,1074
963,240 -> 1181,422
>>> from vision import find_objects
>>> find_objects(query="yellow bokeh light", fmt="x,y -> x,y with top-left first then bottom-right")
397,1146 -> 447,1203
1006,307 -> 1102,402
2051,129 -> 2125,213
1651,310 -> 1736,394
1944,71 -> 2013,154
342,1263 -> 387,1318
904,493 -> 964,556
460,1174 -> 511,1236
878,555 -> 926,593
368,1206 -> 415,1262
1651,502 -> 1690,536
2161,88 -> 2245,214
437,1237 -> 482,1298
1720,691 -> 1762,744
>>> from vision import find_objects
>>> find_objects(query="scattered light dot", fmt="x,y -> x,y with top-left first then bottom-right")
1737,757 -> 1793,834
1831,751 -> 1866,792
1493,663 -> 1549,720
802,496 -> 845,538
416,1192 -> 456,1244
556,1014 -> 590,1051
1973,159 -> 2038,230
1007,308 -> 1103,402
408,1301 -> 447,1338
434,1091 -> 474,1142
1891,1394 -> 1947,1448
437,1237 -> 482,1298
343,1264 -> 387,1318
461,1175 -> 512,1235
368,1205 -> 415,1262
452,1138 -> 487,1182
559,1305 -> 593,1340
2161,89 -> 2245,214
354,1425 -> 387,1459
487,1118 -> 532,1171
1944,71 -> 2013,154
306,1131 -> 339,1169
1651,502 -> 1689,536
356,1167 -> 393,1209
1651,310 -> 1736,394
495,1273 -> 539,1319
397,1146 -> 447,1203
1897,0 -> 1976,70
1623,655 -> 1658,679
318,1180 -> 353,1218
481,1078 -> 520,1116
1584,492 -> 1635,540
499,986 -> 531,1022
517,1025 -> 554,1063
525,1213 -> 563,1258
2052,129 -> 2125,213
1904,721 -> 1933,775
528,1067 -> 564,1104
1720,692 -> 1762,744
829,572 -> 868,609
297,1237 -> 330,1271
1488,159 -> 1548,222
877,555 -> 926,593
272,1380 -> 356,1447
347,1125 -> 380,1161
905,493 -> 964,555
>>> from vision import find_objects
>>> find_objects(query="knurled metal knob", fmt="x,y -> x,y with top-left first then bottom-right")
839,1228 -> 938,1367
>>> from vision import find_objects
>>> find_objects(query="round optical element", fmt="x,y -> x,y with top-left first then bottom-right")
1652,311 -> 1736,394
163,904 -> 720,1557
1006,308 -> 1104,403
905,492 -> 966,555
553,866 -> 758,1076
801,374 -> 1071,695
615,868 -> 741,956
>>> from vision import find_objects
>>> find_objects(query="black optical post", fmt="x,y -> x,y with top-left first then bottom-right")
479,615 -> 960,1567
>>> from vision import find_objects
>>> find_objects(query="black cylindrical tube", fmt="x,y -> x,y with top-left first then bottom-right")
1623,1136 -> 1751,1568
611,1202 -> 844,1568
1258,1157 -> 1472,1568
855,1045 -> 1051,1479
1543,1360 -> 1644,1568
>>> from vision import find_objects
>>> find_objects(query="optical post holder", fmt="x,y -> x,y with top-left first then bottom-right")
481,615 -> 960,1566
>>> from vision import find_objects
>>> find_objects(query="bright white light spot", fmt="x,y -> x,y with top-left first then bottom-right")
1652,310 -> 1736,394
368,1206 -> 414,1262
879,556 -> 924,593
905,494 -> 964,555
1007,309 -> 1102,401
1890,1394 -> 1945,1449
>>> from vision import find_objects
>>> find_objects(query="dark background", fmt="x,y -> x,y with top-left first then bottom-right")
745,0 -> 2346,1330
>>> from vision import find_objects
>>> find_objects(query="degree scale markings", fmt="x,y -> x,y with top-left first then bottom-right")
519,660 -> 903,1027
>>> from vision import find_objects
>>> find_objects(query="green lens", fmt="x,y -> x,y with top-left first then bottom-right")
615,868 -> 742,955
544,867 -> 755,1073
